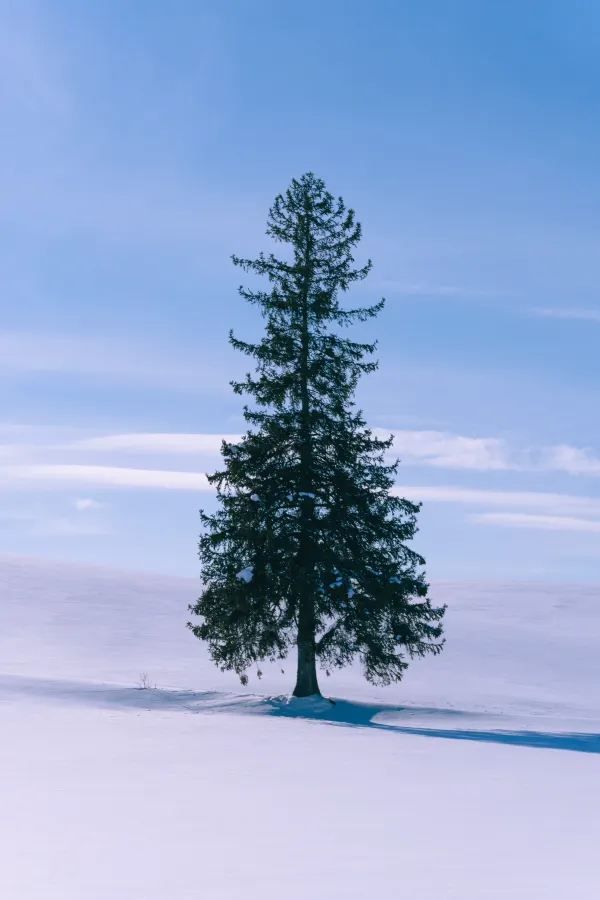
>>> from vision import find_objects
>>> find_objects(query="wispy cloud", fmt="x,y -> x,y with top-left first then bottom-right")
4,465 -> 599,516
70,428 -> 514,471
8,426 -> 600,480
386,430 -> 600,478
4,465 -> 212,492
393,484 -> 600,517
384,430 -> 512,471
4,423 -> 600,522
542,444 -> 600,476
471,512 -> 600,533
378,281 -> 505,299
531,307 -> 600,323
73,497 -> 103,511
74,433 -> 241,454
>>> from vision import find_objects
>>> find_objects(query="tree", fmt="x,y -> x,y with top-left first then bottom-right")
188,173 -> 445,697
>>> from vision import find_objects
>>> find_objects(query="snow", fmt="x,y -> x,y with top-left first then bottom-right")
1,554 -> 599,898
250,493 -> 260,502
236,565 -> 254,583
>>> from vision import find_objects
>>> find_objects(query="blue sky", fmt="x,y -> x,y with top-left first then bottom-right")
3,0 -> 600,580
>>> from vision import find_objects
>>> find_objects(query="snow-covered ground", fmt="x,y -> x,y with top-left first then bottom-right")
1,553 -> 599,898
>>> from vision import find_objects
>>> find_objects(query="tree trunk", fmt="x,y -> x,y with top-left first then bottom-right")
292,197 -> 320,700
293,633 -> 320,697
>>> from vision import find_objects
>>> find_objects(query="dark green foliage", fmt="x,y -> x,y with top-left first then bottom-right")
188,173 -> 445,695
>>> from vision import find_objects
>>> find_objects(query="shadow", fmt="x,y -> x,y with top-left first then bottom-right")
2,673 -> 598,754
264,696 -> 600,753
366,725 -> 600,753
0,673 -> 229,714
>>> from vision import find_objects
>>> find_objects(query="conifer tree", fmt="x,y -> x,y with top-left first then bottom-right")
189,173 -> 445,697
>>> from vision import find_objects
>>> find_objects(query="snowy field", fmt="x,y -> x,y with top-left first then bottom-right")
1,554 -> 599,899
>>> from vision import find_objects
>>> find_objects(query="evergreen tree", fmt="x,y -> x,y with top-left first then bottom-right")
189,173 -> 445,697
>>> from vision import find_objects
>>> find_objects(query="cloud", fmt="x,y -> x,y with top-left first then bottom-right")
378,281 -> 505,299
393,484 -> 600,517
542,444 -> 600,476
4,465 -> 212,492
3,465 -> 599,514
471,512 -> 600,533
386,430 -> 600,478
73,497 -> 103,511
71,428 -> 514,471
384,430 -> 512,471
74,433 -> 241,454
4,424 -> 600,516
531,307 -> 600,323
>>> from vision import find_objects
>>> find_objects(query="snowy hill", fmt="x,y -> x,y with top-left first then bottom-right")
1,554 -> 599,899
2,553 -> 599,727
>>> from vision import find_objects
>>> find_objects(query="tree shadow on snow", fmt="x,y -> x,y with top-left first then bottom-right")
1,673 -> 598,754
266,696 -> 600,753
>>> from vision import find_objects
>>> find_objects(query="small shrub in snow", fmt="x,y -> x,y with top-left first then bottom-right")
137,672 -> 156,690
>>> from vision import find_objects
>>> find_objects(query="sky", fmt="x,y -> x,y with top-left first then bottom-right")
2,0 -> 600,581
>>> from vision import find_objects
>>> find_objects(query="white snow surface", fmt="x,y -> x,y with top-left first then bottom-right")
1,553 -> 599,899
